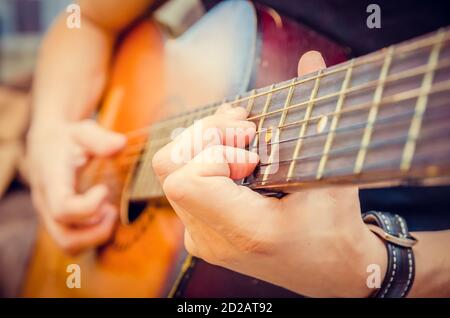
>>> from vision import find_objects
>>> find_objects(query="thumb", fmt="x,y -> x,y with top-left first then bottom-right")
297,50 -> 326,76
72,120 -> 126,156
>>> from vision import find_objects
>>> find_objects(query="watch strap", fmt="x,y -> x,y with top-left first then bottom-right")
362,211 -> 416,298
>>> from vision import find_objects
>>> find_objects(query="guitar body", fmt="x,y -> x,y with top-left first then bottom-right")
22,1 -> 347,297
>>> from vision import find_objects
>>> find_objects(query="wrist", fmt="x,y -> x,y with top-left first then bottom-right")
339,228 -> 388,297
27,117 -> 74,148
28,120 -> 66,137
359,229 -> 388,297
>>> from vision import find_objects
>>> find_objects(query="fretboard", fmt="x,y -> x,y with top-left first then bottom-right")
129,28 -> 450,201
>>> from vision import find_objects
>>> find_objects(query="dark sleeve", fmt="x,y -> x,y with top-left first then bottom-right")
360,186 -> 450,231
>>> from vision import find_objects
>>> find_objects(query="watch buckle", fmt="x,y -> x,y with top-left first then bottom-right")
366,224 -> 418,248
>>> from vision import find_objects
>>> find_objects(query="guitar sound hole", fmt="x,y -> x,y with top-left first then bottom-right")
127,200 -> 148,223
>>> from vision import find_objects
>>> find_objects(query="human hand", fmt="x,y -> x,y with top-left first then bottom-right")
27,119 -> 126,255
153,51 -> 388,297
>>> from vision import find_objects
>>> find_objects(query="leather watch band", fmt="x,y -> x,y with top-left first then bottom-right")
362,211 -> 417,298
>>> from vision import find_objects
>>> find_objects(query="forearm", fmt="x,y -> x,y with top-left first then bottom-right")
408,230 -> 450,297
31,14 -> 115,127
31,0 -> 155,127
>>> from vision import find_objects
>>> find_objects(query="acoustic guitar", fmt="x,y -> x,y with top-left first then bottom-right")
23,1 -> 450,297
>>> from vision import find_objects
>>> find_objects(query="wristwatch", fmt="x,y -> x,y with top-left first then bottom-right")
362,211 -> 418,298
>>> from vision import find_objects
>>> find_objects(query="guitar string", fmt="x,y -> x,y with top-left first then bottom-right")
116,92 -> 447,169
119,52 -> 450,155
94,78 -> 450,190
118,31 -> 450,144
255,107 -> 448,169
79,113 -> 449,197
77,32 -> 450,185
110,101 -> 450,171
145,30 -> 450,132
249,153 -> 448,189
81,93 -> 449,187
104,75 -> 450,170
100,106 -> 444,172
85,128 -> 449,202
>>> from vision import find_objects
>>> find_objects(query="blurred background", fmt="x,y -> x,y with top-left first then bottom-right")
0,0 -> 70,86
0,0 -> 72,298
0,0 -> 73,196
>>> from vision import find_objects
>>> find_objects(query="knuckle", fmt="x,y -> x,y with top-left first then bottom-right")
162,172 -> 185,202
201,115 -> 224,131
51,197 -> 76,221
50,200 -> 67,221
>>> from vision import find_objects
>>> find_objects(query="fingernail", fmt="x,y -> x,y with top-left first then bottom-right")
243,120 -> 256,130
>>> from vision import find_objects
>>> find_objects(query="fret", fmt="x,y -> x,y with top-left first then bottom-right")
246,89 -> 256,114
233,94 -> 241,109
286,69 -> 323,181
316,59 -> 355,179
233,93 -> 256,187
353,46 -> 394,174
262,79 -> 296,184
400,29 -> 446,171
250,85 -> 275,151
242,86 -> 275,186
239,90 -> 257,186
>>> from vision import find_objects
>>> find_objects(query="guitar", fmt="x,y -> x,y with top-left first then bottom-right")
23,1 -> 450,297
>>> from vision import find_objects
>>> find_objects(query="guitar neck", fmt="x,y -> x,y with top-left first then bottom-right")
129,28 -> 450,200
